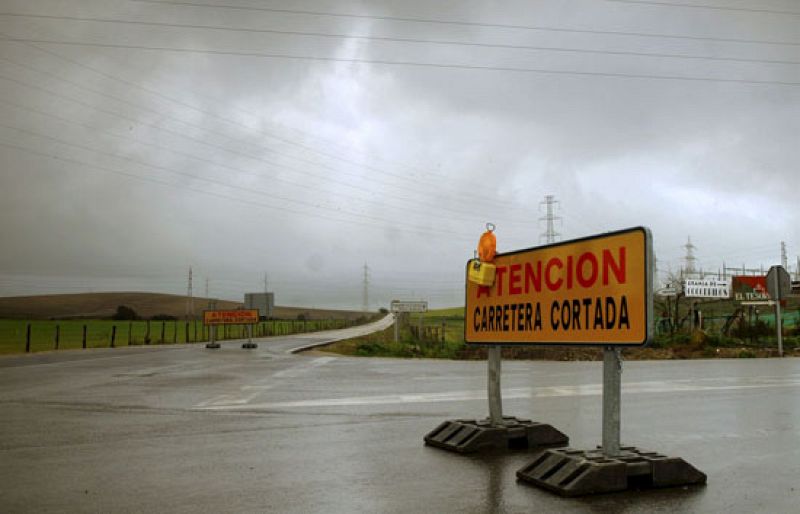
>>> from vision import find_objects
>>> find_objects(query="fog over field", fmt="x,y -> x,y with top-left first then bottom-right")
0,0 -> 798,308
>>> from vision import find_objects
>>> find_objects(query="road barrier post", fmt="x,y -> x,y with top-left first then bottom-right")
602,347 -> 622,457
242,323 -> 257,349
487,346 -> 503,426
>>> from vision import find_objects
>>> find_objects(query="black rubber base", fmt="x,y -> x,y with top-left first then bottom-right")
205,342 -> 221,349
424,416 -> 569,454
242,342 -> 258,349
517,447 -> 707,497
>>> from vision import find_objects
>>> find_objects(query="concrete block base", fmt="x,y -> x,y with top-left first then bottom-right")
517,447 -> 707,496
242,342 -> 258,349
424,416 -> 568,454
205,342 -> 221,349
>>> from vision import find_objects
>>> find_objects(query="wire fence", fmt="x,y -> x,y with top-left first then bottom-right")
0,318 -> 359,354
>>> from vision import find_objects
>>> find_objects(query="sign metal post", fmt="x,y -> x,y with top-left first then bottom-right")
487,346 -> 503,426
601,347 -> 622,457
767,265 -> 790,357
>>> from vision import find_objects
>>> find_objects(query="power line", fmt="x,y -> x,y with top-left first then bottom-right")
0,118 -> 487,238
3,12 -> 799,66
7,36 -> 483,199
605,0 -> 800,16
3,37 -> 799,87
131,0 -> 800,47
362,263 -> 369,313
0,91 -> 510,230
0,62 -> 529,225
0,137 -> 476,240
0,43 -> 536,219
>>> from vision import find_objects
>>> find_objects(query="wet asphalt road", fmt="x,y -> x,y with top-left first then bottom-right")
1,314 -> 800,513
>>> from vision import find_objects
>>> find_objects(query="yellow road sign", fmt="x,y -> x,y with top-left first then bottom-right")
203,309 -> 260,325
465,227 -> 653,346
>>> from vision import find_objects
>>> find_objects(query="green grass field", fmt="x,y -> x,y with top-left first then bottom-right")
0,318 -> 356,355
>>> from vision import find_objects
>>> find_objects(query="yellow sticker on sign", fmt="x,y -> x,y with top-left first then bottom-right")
465,227 -> 652,346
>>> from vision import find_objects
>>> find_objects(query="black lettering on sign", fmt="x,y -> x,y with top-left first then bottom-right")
594,297 -> 604,329
534,302 -> 542,331
619,296 -> 630,329
605,297 -> 617,329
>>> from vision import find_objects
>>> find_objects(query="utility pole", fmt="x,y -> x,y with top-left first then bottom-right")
186,266 -> 194,320
362,263 -> 369,313
683,237 -> 697,277
539,195 -> 561,244
781,241 -> 788,270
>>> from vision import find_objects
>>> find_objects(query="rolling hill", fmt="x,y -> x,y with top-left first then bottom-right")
0,292 -> 369,321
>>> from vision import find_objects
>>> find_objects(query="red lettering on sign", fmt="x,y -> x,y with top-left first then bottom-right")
545,258 -> 563,291
495,266 -> 508,296
525,262 -> 542,293
577,252 -> 599,288
603,247 -> 626,285
509,264 -> 522,295
566,255 -> 574,290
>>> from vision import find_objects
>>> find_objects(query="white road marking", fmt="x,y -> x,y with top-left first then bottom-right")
193,356 -> 337,408
196,377 -> 800,411
272,356 -> 336,378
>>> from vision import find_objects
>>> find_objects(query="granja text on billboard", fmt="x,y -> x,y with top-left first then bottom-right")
465,227 -> 652,346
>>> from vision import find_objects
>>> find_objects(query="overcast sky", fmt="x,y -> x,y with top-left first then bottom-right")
0,0 -> 798,309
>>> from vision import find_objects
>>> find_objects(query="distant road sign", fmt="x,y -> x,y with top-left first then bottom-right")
656,287 -> 678,297
683,279 -> 730,299
766,266 -> 791,300
390,300 -> 428,313
465,227 -> 652,347
203,309 -> 259,325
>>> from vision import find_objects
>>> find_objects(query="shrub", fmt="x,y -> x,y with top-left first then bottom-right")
112,305 -> 139,320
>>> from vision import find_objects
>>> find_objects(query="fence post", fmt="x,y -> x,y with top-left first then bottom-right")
82,324 -> 87,349
185,322 -> 189,344
110,326 -> 116,348
145,320 -> 151,345
25,323 -> 31,353
128,321 -> 133,345
173,321 -> 177,344
160,321 -> 166,344
54,325 -> 60,350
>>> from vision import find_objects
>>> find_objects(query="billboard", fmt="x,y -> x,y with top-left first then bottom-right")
683,279 -> 730,299
465,227 -> 652,347
731,276 -> 769,301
